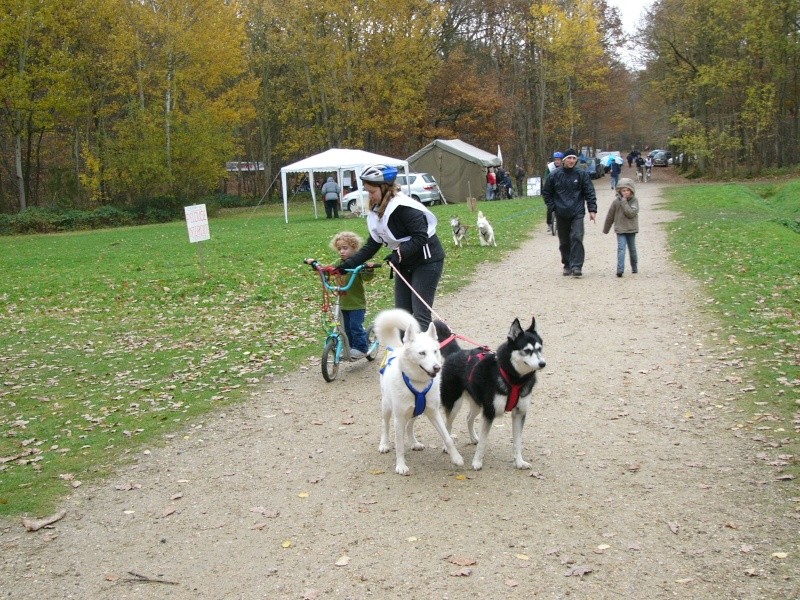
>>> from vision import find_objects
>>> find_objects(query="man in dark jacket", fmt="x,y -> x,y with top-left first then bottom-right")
542,148 -> 597,277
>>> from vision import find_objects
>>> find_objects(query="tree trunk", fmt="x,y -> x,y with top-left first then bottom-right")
14,128 -> 27,211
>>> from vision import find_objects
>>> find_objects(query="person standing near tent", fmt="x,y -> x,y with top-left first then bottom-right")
486,167 -> 497,200
336,164 -> 445,329
321,176 -> 340,219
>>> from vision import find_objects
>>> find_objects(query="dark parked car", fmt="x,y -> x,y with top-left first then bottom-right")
651,151 -> 672,167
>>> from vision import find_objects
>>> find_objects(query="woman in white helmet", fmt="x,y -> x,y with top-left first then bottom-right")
337,164 -> 445,329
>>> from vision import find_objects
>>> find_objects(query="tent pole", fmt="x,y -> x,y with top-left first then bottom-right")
310,170 -> 318,219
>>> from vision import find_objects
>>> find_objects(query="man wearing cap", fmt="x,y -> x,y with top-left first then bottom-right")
542,148 -> 598,277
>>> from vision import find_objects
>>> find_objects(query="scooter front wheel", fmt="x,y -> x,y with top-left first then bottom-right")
321,338 -> 340,382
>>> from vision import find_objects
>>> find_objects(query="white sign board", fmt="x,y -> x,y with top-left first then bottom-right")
185,204 -> 210,243
527,177 -> 541,197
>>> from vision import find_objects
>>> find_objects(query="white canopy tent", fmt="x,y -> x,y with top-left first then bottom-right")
279,148 -> 410,223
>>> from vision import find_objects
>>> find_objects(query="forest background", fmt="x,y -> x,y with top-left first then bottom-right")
1,0 -> 798,215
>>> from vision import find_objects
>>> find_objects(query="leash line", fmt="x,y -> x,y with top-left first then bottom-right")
387,262 -> 491,351
387,262 -> 446,324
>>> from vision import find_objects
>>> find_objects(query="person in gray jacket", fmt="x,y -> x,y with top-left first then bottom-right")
321,176 -> 340,219
603,177 -> 639,277
542,148 -> 597,277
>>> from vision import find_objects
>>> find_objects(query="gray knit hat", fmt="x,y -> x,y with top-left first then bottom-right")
617,177 -> 636,194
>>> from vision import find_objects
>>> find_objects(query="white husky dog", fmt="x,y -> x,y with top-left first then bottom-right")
477,211 -> 496,246
374,309 -> 464,475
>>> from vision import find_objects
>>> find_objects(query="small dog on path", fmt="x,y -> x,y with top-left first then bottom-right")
476,211 -> 496,246
450,216 -> 469,247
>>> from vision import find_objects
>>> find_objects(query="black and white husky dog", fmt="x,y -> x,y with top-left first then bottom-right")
435,318 -> 545,471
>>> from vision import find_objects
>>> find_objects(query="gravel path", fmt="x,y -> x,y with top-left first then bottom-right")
2,172 -> 798,599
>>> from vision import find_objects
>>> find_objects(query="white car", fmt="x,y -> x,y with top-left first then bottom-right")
340,172 -> 443,213
340,189 -> 369,213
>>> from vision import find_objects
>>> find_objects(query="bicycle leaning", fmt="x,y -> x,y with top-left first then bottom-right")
303,260 -> 380,382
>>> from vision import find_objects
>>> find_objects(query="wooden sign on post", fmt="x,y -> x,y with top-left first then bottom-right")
184,204 -> 210,277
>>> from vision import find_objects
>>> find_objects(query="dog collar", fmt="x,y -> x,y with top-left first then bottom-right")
499,367 -> 522,412
402,372 -> 433,417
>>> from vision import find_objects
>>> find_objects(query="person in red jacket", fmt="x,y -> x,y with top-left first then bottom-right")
486,167 -> 497,200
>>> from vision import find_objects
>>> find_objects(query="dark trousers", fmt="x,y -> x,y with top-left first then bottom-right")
556,215 -> 585,269
324,199 -> 339,218
393,260 -> 443,330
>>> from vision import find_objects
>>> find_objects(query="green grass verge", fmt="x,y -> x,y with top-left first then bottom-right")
664,180 -> 799,470
0,197 -> 544,515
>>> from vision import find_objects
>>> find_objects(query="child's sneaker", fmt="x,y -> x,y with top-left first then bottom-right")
350,349 -> 366,361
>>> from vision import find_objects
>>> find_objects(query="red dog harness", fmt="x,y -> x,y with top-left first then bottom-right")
498,367 -> 522,412
465,353 -> 521,413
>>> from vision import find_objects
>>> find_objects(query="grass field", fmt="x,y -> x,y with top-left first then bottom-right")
663,180 -> 800,467
0,197 -> 543,515
2,180 -> 798,516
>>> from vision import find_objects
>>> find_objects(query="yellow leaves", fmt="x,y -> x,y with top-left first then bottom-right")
281,540 -> 293,548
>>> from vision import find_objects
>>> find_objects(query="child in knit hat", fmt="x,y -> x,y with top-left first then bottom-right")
602,177 -> 639,277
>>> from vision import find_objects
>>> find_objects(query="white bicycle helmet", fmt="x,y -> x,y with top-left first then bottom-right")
360,163 -> 398,184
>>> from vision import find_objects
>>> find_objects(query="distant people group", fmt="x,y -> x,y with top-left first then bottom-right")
485,166 -> 515,200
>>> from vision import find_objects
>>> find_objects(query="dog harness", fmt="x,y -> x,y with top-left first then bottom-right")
380,352 -> 432,418
466,352 -> 522,412
498,367 -> 522,412
402,372 -> 433,417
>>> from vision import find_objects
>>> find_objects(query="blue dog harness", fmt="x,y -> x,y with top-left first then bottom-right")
402,372 -> 433,417
380,352 -> 433,417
